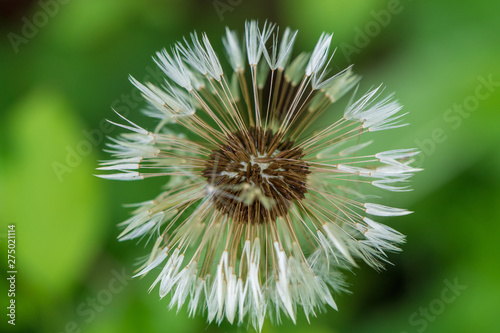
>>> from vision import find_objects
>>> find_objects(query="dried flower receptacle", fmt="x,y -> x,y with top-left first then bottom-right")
203,126 -> 309,224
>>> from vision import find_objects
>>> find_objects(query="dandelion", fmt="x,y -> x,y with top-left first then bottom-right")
98,20 -> 421,330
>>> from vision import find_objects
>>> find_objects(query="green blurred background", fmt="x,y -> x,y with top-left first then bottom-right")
1,0 -> 499,332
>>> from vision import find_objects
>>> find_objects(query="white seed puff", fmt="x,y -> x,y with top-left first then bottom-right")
98,20 -> 421,331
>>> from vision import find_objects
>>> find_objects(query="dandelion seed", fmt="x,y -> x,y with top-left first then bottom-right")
98,20 -> 421,331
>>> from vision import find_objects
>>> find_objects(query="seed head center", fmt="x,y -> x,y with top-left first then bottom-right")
203,126 -> 310,224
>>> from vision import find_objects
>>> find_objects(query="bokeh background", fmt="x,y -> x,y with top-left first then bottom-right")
1,0 -> 499,332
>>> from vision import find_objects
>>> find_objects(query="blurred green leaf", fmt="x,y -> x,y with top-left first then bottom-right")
0,89 -> 106,301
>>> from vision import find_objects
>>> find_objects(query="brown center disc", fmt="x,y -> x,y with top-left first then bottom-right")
202,126 -> 310,224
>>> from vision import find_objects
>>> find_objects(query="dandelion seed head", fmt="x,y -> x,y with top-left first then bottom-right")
98,20 -> 421,331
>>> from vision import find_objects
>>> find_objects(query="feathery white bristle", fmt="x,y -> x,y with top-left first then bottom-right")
364,203 -> 412,216
155,48 -> 193,91
245,20 -> 275,66
223,28 -> 245,71
306,33 -> 333,76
